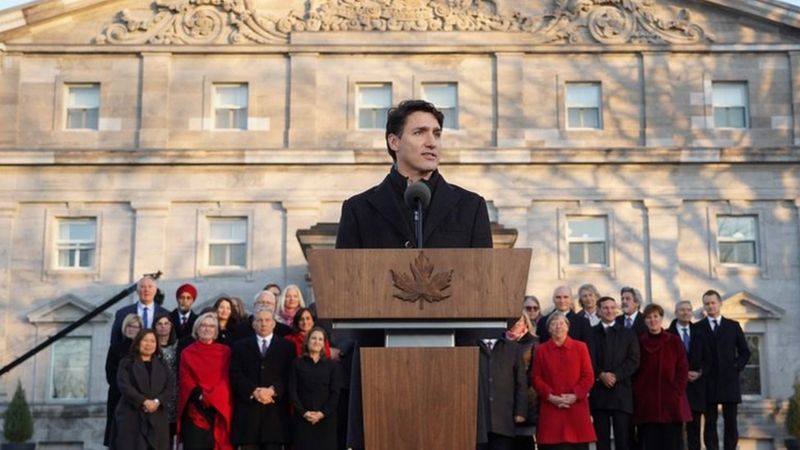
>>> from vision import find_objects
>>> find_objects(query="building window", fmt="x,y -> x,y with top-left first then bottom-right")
214,83 -> 248,130
566,82 -> 602,129
567,216 -> 607,265
712,82 -> 749,128
208,217 -> 247,267
50,337 -> 90,401
357,83 -> 392,129
717,215 -> 757,264
741,334 -> 762,396
66,84 -> 100,130
421,83 -> 458,129
56,218 -> 97,269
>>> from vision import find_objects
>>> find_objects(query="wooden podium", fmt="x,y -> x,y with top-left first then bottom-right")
308,248 -> 531,450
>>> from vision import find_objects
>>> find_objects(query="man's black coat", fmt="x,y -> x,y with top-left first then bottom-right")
335,169 -> 492,249
229,335 -> 295,445
110,303 -> 169,344
615,312 -> 647,336
698,316 -> 751,404
169,308 -> 198,340
476,337 -> 527,442
589,322 -> 640,414
668,319 -> 713,412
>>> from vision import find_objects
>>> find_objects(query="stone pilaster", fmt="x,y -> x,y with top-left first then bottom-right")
494,52 -> 525,147
643,198 -> 682,308
130,201 -> 170,279
281,200 -> 321,288
0,202 -> 17,397
287,53 -> 319,148
789,52 -> 800,146
138,52 -> 172,149
641,52 -> 679,147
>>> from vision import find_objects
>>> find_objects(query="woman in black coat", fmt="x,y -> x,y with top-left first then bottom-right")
104,313 -> 143,447
289,327 -> 343,450
112,329 -> 173,450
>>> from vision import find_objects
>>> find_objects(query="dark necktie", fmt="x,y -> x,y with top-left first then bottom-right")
624,317 -> 632,329
142,306 -> 149,329
261,338 -> 268,357
681,327 -> 690,352
180,315 -> 187,327
712,318 -> 719,333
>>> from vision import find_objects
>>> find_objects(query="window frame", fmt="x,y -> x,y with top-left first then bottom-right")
566,215 -> 609,266
43,208 -> 103,280
196,208 -> 254,279
740,332 -> 765,399
55,217 -> 98,270
64,83 -> 101,131
47,336 -> 92,403
711,81 -> 750,129
356,82 -> 393,130
207,216 -> 249,268
716,214 -> 759,266
565,82 -> 603,130
707,205 -> 768,279
557,206 -> 617,279
213,83 -> 249,131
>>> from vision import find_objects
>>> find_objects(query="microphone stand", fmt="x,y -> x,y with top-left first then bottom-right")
414,199 -> 424,249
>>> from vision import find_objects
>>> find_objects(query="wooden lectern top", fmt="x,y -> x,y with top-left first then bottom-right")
307,248 -> 531,320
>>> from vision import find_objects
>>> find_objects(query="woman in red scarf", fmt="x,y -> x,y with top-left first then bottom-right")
633,304 -> 691,450
178,312 -> 233,450
285,307 -> 331,358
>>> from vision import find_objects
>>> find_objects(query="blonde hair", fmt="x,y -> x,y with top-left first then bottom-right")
192,312 -> 220,340
120,313 -> 144,335
277,284 -> 306,314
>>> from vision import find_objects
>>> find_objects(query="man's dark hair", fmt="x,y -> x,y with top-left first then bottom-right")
385,99 -> 444,161
596,296 -> 616,308
702,289 -> 722,301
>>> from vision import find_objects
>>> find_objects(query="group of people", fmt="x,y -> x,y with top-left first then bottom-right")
486,285 -> 750,450
104,276 -> 341,450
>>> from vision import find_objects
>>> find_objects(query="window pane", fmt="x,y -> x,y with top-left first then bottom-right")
58,249 -> 74,267
60,221 -> 95,241
587,242 -> 606,264
68,86 -> 100,108
209,244 -> 227,266
79,249 -> 94,268
359,108 -> 388,129
51,338 -> 90,400
568,217 -> 606,240
215,85 -> 247,107
422,83 -> 457,108
229,243 -> 246,266
215,109 -> 231,129
712,83 -> 746,107
233,108 -> 247,130
740,335 -> 761,395
67,110 -> 84,129
357,84 -> 391,107
85,108 -> 99,130
718,216 -> 755,239
441,107 -> 457,129
566,83 -> 600,107
569,243 -> 584,264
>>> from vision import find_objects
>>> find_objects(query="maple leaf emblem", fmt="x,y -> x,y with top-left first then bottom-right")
390,252 -> 454,309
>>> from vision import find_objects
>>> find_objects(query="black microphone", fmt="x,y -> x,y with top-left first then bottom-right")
404,182 -> 431,249
404,181 -> 431,209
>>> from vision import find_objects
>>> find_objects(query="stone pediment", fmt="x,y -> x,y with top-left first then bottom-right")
693,291 -> 786,321
27,294 -> 112,324
93,0 -> 715,45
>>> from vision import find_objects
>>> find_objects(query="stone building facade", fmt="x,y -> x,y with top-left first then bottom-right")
0,0 -> 799,448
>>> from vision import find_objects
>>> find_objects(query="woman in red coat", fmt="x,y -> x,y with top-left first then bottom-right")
285,307 -> 331,358
633,304 -> 692,450
532,311 -> 596,450
178,312 -> 234,450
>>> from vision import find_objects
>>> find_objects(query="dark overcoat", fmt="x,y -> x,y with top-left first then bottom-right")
169,309 -> 198,340
335,169 -> 493,249
112,355 -> 172,450
589,322 -> 640,414
229,335 -> 295,445
110,303 -> 169,344
667,320 -> 713,412
698,316 -> 751,404
476,338 -> 528,442
615,312 -> 647,336
537,310 -> 595,358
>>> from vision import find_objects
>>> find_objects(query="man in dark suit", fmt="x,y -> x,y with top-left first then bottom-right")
700,290 -> 751,450
668,300 -> 712,450
590,296 -> 640,450
236,290 -> 292,340
110,276 -> 169,344
536,286 -> 594,356
615,286 -> 646,335
169,283 -> 199,340
229,308 -> 295,450
476,330 -> 527,450
335,99 -> 492,249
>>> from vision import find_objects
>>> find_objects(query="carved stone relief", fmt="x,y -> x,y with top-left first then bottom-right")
94,0 -> 715,45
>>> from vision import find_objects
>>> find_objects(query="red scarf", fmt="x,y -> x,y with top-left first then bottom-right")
177,341 -> 233,450
285,331 -> 332,358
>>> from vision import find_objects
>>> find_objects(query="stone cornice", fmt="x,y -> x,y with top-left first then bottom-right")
93,0 -> 714,46
0,147 -> 799,166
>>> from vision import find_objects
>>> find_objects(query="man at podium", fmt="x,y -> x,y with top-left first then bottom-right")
335,99 -> 493,249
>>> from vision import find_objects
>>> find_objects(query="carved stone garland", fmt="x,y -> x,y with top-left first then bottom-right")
95,0 -> 715,45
